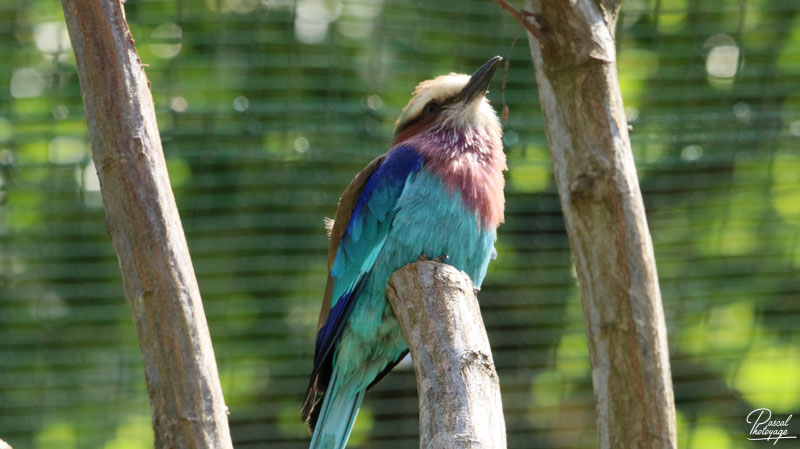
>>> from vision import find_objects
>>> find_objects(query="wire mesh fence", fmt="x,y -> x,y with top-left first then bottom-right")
1,0 -> 799,448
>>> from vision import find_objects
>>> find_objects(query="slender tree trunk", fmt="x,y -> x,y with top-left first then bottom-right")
386,261 -> 507,449
60,2 -> 233,448
496,0 -> 677,448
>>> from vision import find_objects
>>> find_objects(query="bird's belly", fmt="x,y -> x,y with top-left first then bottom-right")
334,170 -> 496,390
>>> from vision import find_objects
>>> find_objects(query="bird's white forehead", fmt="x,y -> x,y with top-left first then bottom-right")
395,73 -> 470,129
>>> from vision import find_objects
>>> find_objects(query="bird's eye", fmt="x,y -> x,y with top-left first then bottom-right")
424,102 -> 440,115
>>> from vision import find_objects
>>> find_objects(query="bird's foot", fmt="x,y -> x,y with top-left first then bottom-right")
418,253 -> 450,263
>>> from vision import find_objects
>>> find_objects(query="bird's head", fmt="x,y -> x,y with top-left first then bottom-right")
393,56 -> 503,147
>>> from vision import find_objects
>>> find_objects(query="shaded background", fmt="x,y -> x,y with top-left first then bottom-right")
1,0 -> 799,448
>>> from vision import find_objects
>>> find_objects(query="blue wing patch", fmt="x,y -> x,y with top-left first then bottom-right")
330,145 -> 423,302
343,146 -> 424,243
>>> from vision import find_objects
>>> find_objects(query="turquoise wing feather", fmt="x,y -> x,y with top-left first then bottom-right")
302,145 -> 424,430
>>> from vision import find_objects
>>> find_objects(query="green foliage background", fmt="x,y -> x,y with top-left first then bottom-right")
1,0 -> 799,448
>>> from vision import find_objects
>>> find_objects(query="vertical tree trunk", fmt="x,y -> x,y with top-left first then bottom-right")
386,261 -> 507,449
60,2 -> 233,448
499,0 -> 678,448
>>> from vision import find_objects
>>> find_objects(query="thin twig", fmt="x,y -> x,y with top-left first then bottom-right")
494,0 -> 546,42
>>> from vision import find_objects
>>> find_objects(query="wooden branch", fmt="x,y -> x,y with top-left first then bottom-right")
516,1 -> 677,448
386,261 -> 507,449
60,2 -> 233,448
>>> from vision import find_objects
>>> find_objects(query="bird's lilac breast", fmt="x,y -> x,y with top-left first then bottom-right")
400,126 -> 506,229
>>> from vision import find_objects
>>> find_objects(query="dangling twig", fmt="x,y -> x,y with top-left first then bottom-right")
501,24 -> 523,122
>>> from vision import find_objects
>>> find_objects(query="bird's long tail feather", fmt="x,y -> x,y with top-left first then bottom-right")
309,367 -> 364,449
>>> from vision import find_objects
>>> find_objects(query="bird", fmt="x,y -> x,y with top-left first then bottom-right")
302,56 -> 507,449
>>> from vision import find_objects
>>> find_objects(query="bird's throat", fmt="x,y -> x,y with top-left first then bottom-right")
401,126 -> 507,229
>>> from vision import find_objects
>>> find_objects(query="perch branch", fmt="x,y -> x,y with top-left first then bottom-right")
386,261 -> 507,449
60,1 -> 233,448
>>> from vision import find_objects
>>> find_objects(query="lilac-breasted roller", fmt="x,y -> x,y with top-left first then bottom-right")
302,57 -> 506,449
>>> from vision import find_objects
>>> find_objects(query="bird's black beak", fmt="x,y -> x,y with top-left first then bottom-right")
458,56 -> 503,104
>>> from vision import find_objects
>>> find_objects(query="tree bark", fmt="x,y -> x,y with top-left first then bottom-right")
510,0 -> 677,448
386,261 -> 507,449
60,2 -> 233,448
